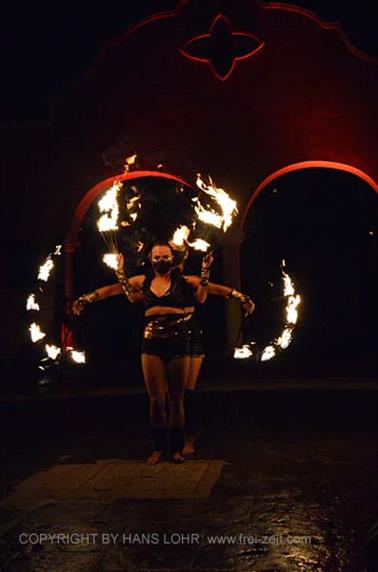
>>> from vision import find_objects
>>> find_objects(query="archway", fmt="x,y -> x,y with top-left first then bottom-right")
62,171 -> 192,352
239,164 -> 377,376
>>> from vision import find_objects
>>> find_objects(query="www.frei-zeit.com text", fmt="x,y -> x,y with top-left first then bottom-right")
18,532 -> 313,546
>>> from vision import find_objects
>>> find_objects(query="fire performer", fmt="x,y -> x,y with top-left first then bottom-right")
171,246 -> 255,455
73,242 -> 213,464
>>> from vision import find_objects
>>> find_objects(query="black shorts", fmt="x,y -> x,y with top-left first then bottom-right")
141,337 -> 190,362
141,313 -> 191,362
187,314 -> 205,358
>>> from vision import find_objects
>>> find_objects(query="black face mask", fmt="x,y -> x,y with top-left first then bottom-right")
152,260 -> 173,274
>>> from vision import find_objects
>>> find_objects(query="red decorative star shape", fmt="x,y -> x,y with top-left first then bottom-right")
180,14 -> 265,80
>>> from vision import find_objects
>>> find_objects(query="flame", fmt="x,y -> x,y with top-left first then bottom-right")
103,253 -> 118,270
282,262 -> 295,296
187,238 -> 211,252
54,244 -> 62,256
124,153 -> 137,172
193,201 -> 224,229
171,225 -> 210,252
29,322 -> 46,343
172,225 -> 191,247
286,294 -> 301,324
233,260 -> 302,362
69,349 -> 86,364
38,257 -> 54,282
261,345 -> 276,362
126,194 -> 141,210
275,327 -> 293,350
97,181 -> 121,232
234,345 -> 253,359
26,294 -> 40,311
195,174 -> 238,232
45,344 -> 61,360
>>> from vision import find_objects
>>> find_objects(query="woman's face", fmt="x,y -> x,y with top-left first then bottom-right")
150,245 -> 174,275
150,245 -> 173,263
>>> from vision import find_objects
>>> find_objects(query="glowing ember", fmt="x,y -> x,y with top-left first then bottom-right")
103,253 -> 118,270
172,225 -> 191,247
195,174 -> 238,232
45,344 -> 61,360
97,181 -> 121,232
234,345 -> 253,359
275,327 -> 293,350
126,194 -> 141,210
261,345 -> 276,362
54,244 -> 62,256
187,238 -> 211,252
26,294 -> 40,311
69,349 -> 86,364
29,322 -> 46,343
124,153 -> 137,172
38,257 -> 54,282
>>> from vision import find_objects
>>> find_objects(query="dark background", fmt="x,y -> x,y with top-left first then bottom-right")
0,0 -> 377,383
1,0 -> 377,123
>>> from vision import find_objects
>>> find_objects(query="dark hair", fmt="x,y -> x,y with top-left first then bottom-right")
150,242 -> 173,253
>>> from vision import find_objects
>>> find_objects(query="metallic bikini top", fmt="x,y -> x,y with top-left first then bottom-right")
142,274 -> 195,310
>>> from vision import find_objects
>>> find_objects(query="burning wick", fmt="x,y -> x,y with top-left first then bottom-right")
66,347 -> 87,364
38,257 -> 54,282
29,323 -> 46,343
261,345 -> 276,362
234,345 -> 254,359
103,253 -> 118,270
26,294 -> 40,311
45,344 -> 61,360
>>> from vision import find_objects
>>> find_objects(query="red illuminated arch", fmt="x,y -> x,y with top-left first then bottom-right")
240,161 -> 378,229
63,170 -> 193,328
66,170 -> 192,247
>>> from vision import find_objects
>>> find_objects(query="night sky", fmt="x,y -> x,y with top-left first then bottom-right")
1,0 -> 377,123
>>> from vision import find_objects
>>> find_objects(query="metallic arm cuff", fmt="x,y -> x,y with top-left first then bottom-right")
228,288 -> 251,305
78,290 -> 99,306
115,270 -> 135,297
200,266 -> 210,280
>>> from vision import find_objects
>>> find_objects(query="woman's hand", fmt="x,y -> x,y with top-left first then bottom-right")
72,299 -> 84,316
115,253 -> 125,275
201,251 -> 214,270
242,298 -> 255,317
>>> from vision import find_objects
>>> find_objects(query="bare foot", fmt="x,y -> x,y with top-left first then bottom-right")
146,451 -> 163,465
182,434 -> 195,456
172,452 -> 185,463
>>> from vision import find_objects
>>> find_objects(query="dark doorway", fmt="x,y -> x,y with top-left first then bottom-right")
241,168 -> 377,377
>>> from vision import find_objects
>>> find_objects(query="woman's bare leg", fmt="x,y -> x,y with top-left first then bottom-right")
183,356 -> 204,455
166,356 -> 190,462
141,353 -> 168,465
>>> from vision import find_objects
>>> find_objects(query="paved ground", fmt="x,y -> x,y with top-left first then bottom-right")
0,380 -> 377,571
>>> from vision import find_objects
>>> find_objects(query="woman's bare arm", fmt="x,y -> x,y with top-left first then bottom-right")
184,275 -> 207,303
72,275 -> 145,315
183,276 -> 255,316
